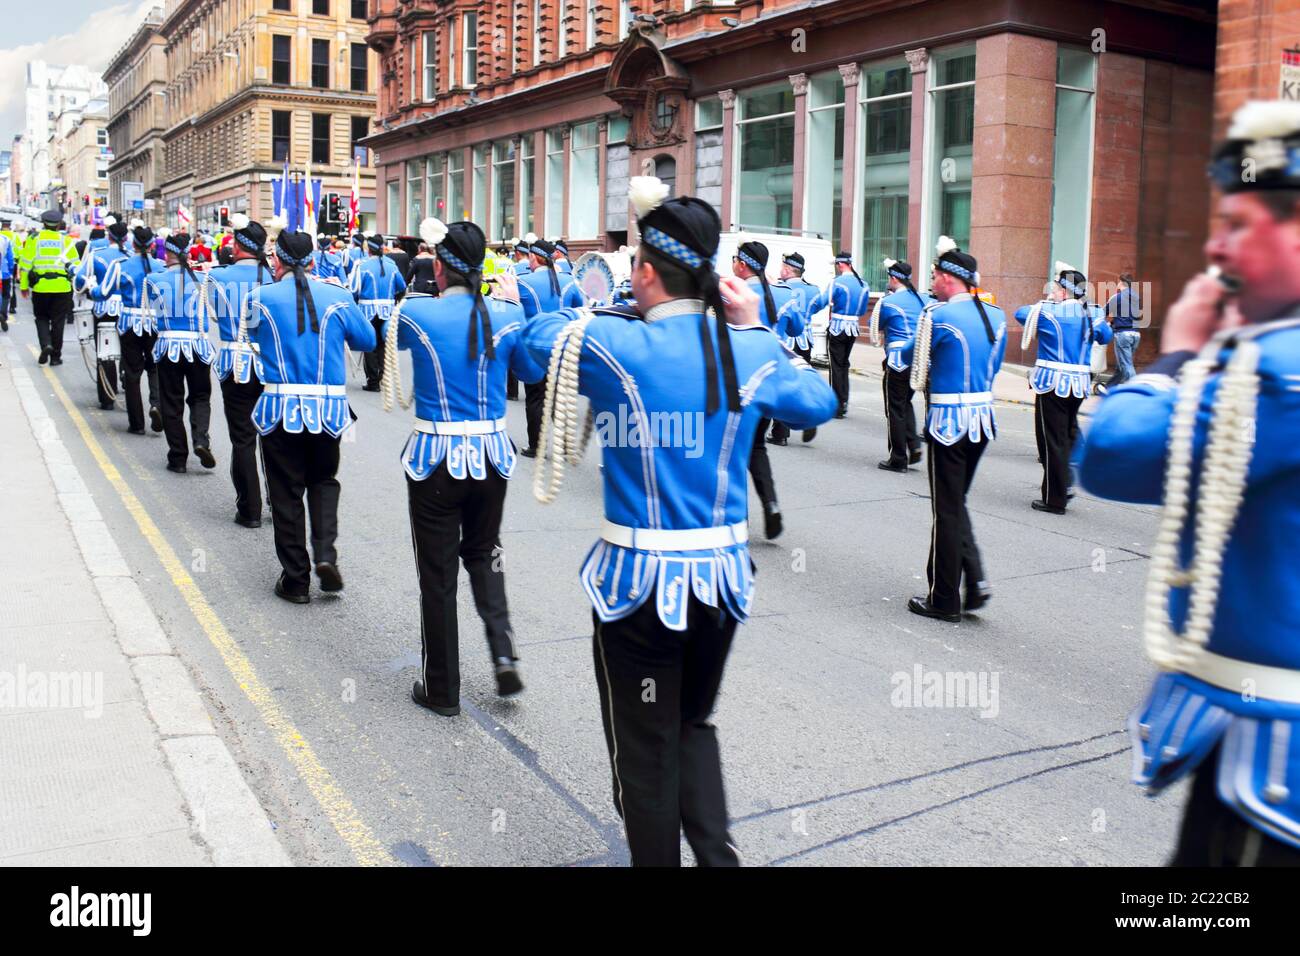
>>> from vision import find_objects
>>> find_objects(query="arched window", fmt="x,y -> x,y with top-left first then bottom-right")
654,155 -> 676,199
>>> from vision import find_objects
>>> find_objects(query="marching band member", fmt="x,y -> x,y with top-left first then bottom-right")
75,216 -> 131,409
245,229 -> 377,603
807,251 -> 870,418
1078,100 -> 1300,866
907,237 -> 1006,622
146,232 -> 216,474
206,214 -> 275,527
520,178 -> 837,866
870,258 -> 932,472
112,224 -> 167,435
516,237 -> 575,457
349,232 -> 407,392
381,218 -> 545,714
769,251 -> 819,445
313,235 -> 343,283
552,238 -> 572,275
1013,263 -> 1112,513
511,235 -> 534,276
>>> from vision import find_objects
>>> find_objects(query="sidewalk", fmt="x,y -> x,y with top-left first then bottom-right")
0,339 -> 289,866
847,339 -> 1038,405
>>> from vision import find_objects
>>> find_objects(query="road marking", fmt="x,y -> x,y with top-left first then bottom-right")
32,348 -> 394,866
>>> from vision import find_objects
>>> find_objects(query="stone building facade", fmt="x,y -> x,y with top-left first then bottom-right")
105,7 -> 169,227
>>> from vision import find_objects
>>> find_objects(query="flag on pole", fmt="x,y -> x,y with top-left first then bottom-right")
302,159 -> 316,238
348,158 -> 361,234
275,154 -> 291,220
177,203 -> 192,229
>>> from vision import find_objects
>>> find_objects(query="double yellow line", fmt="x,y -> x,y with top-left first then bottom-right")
34,351 -> 393,866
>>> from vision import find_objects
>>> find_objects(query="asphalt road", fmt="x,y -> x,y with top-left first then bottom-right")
5,304 -> 1187,866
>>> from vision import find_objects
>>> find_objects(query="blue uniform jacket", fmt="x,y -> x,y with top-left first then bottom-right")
313,249 -> 343,282
876,286 -> 934,372
808,272 -> 871,337
518,267 -> 576,317
1014,299 -> 1113,397
918,293 -> 1008,444
0,233 -> 14,280
394,287 -> 545,481
146,265 -> 214,364
76,242 -> 130,319
783,276 -> 818,349
205,258 -> 276,382
348,254 -> 406,322
522,300 -> 838,630
108,252 -> 167,335
1076,315 -> 1300,847
245,276 -> 376,436
512,259 -> 532,276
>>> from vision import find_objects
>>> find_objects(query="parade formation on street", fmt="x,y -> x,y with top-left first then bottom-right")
1,0 -> 1297,888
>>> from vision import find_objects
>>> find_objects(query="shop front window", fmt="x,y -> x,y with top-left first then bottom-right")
521,135 -> 536,235
491,139 -> 516,242
860,60 -> 911,289
472,144 -> 488,226
568,121 -> 599,239
545,128 -> 564,234
925,48 -> 975,271
736,83 -> 796,232
449,148 -> 465,219
407,158 -> 423,234
1051,47 -> 1097,273
805,71 -> 844,249
427,152 -> 445,221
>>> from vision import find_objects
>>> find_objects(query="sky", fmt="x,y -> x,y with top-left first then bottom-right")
0,0 -> 160,149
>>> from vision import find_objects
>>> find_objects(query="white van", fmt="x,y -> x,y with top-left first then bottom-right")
714,232 -> 836,363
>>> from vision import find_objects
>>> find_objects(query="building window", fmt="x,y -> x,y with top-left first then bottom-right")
311,39 -> 330,88
272,110 -> 291,162
491,140 -> 516,242
545,128 -> 564,233
532,0 -> 542,65
472,144 -> 489,225
387,180 -> 400,233
311,113 -> 330,164
462,13 -> 477,88
312,0 -> 329,14
521,135 -> 536,234
408,38 -> 417,103
422,32 -> 436,101
272,35 -> 292,85
558,1 -> 568,58
274,0 -> 290,10
352,0 -> 367,18
351,43 -> 368,92
695,97 -> 723,131
859,60 -> 911,289
449,148 -> 465,219
584,0 -> 597,48
407,158 -> 424,233
427,153 -> 445,219
569,121 -> 599,239
925,48 -> 975,265
619,0 -> 632,39
351,115 -> 369,163
608,115 -> 628,143
805,71 -> 845,251
736,83 -> 796,232
447,17 -> 457,90
653,95 -> 677,133
1051,47 -> 1097,273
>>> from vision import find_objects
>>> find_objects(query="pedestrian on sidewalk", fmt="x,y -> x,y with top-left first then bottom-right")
1105,273 -> 1143,387
381,218 -> 545,716
109,224 -> 166,435
18,208 -> 80,366
870,258 -> 932,472
146,231 -> 216,474
907,236 -> 1006,623
807,251 -> 870,418
1013,262 -> 1113,515
247,229 -> 376,603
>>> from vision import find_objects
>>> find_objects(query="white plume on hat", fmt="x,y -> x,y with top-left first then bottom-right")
882,257 -> 897,269
1227,100 -> 1300,141
230,212 -> 250,231
158,227 -> 172,239
508,235 -> 521,245
935,235 -> 958,256
419,217 -> 448,247
523,231 -> 537,244
267,213 -> 288,232
628,176 -> 670,219
104,215 -> 117,227
129,218 -> 144,229
1054,260 -> 1079,275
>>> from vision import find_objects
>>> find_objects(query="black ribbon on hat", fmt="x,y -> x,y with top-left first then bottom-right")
276,231 -> 320,334
437,222 -> 494,361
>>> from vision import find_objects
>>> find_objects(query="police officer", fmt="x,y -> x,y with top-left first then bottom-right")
75,215 -> 132,409
871,258 -> 932,472
381,218 -> 545,715
206,214 -> 274,527
349,232 -> 406,392
907,237 -> 1006,622
520,177 -> 838,866
1013,262 -> 1113,513
18,208 -> 80,365
807,251 -> 870,418
516,238 -> 575,457
246,229 -> 376,603
108,224 -> 166,435
1077,100 -> 1300,866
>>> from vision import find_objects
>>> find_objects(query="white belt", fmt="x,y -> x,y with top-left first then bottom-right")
414,417 -> 507,436
122,306 -> 152,316
830,313 -> 861,321
1035,359 -> 1090,372
360,299 -> 394,306
158,330 -> 205,339
886,342 -> 907,350
929,391 -> 993,404
262,383 -> 347,397
1181,650 -> 1300,706
601,519 -> 748,551
220,340 -> 260,352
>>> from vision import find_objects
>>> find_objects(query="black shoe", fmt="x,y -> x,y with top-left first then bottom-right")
194,446 -> 216,469
38,347 -> 50,365
834,408 -> 847,419
362,383 -> 381,392
274,574 -> 310,604
494,658 -> 524,697
99,401 -> 114,410
764,505 -> 783,541
1,317 -> 8,332
766,435 -> 788,446
518,447 -> 537,459
1031,499 -> 1067,515
877,460 -> 908,473
166,462 -> 186,474
801,428 -> 817,443
964,583 -> 992,613
49,356 -> 62,366
234,515 -> 262,529
909,449 -> 923,465
411,680 -> 459,716
907,596 -> 961,623
315,562 -> 344,593
128,426 -> 146,435
149,407 -> 163,432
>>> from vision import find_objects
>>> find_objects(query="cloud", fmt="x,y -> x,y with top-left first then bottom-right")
0,1 -> 159,147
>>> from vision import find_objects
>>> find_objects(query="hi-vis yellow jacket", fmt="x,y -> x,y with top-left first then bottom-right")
19,228 -> 80,293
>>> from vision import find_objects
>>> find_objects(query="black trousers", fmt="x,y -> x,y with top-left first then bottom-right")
32,291 -> 71,359
882,363 -> 921,466
158,357 -> 212,467
0,279 -> 10,322
93,318 -> 118,406
261,428 -> 341,594
506,371 -> 519,400
362,317 -> 385,387
406,464 -> 515,707
119,330 -> 160,432
1171,750 -> 1300,866
593,597 -> 741,867
925,436 -> 988,614
1034,392 -> 1082,510
769,346 -> 814,441
827,333 -> 855,410
524,378 -> 547,451
219,375 -> 265,521
748,420 -> 778,515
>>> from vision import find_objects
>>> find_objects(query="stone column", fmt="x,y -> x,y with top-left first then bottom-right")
512,134 -> 523,241
905,47 -> 928,268
719,88 -> 736,229
560,125 -> 571,238
789,73 -> 808,233
597,117 -> 608,246
532,129 -> 545,236
837,63 -> 859,252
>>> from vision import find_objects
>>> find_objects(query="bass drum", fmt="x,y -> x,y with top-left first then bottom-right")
73,303 -> 95,342
95,324 -> 121,362
572,250 -> 632,307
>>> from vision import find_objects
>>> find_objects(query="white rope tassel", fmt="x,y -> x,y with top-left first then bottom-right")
1021,301 -> 1042,350
909,305 -> 934,392
380,301 -> 412,412
867,296 -> 884,347
533,309 -> 596,504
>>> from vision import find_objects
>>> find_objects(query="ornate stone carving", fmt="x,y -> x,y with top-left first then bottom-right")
718,88 -> 736,109
905,47 -> 929,74
789,73 -> 808,96
837,63 -> 859,85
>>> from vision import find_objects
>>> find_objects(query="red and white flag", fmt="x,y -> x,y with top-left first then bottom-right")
349,159 -> 361,234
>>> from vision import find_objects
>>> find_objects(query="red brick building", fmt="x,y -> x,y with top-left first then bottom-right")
363,0 -> 1221,364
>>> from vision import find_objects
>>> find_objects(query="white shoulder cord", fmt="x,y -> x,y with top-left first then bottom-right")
1143,336 -> 1260,670
380,300 -> 413,412
1021,301 -> 1043,350
909,305 -> 934,392
867,296 -> 885,347
533,308 -> 596,505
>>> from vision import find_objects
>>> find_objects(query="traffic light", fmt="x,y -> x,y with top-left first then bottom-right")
219,205 -> 230,227
326,192 -> 342,224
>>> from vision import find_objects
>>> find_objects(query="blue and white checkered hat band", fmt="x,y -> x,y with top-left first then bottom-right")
737,250 -> 762,273
887,267 -> 909,281
529,244 -> 548,257
436,246 -> 475,274
642,226 -> 704,269
835,255 -> 853,264
165,239 -> 187,257
366,234 -> 383,248
1058,276 -> 1083,294
938,260 -> 974,282
235,231 -> 261,253
782,255 -> 803,269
